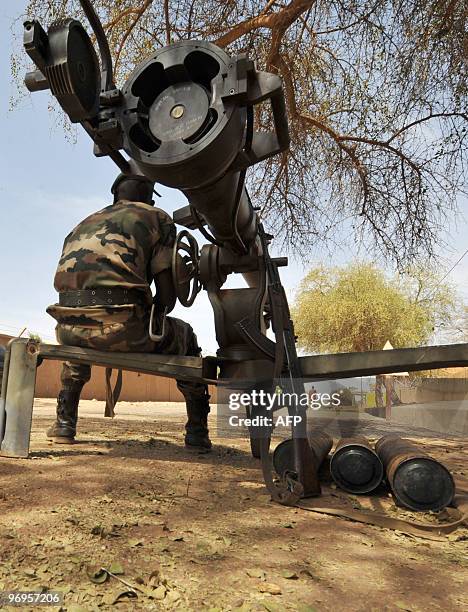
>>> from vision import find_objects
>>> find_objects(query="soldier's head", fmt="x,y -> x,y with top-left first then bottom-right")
111,173 -> 155,205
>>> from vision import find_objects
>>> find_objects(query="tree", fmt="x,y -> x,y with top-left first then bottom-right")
15,1 -> 468,264
454,306 -> 468,342
292,262 -> 458,353
292,262 -> 461,407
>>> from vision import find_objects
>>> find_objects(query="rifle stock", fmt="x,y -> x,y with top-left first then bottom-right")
258,223 -> 321,498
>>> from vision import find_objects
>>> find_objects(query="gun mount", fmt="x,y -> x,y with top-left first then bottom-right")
24,18 -> 288,252
21,0 -> 319,504
15,1 -> 467,508
23,4 -> 289,361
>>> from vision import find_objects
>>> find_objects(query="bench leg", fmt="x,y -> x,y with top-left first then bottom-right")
0,343 -> 12,443
0,340 -> 38,458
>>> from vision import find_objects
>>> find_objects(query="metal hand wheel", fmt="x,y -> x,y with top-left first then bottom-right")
172,230 -> 202,307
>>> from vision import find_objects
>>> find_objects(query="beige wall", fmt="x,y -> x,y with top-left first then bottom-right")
0,334 -> 216,402
399,377 -> 468,404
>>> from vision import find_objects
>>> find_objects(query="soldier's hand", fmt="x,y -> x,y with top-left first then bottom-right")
154,269 -> 177,313
176,255 -> 191,302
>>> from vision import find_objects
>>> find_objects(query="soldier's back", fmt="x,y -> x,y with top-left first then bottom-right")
54,200 -> 175,294
47,200 -> 176,331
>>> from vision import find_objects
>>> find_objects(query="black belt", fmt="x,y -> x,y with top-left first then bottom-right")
59,288 -> 149,307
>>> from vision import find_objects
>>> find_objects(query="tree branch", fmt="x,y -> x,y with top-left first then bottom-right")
215,0 -> 316,48
299,112 -> 370,205
388,112 -> 468,143
114,0 -> 154,73
337,134 -> 422,174
164,0 -> 171,45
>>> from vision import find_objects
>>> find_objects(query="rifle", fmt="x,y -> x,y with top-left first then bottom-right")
256,222 -> 321,504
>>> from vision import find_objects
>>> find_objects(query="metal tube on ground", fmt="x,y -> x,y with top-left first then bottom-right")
273,431 -> 333,478
330,436 -> 384,494
375,434 -> 455,512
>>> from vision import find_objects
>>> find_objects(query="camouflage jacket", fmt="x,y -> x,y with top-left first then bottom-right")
47,200 -> 176,327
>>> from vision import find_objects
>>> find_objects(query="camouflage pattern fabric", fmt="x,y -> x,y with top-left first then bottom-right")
55,309 -> 207,402
46,199 -> 208,405
47,199 -> 176,325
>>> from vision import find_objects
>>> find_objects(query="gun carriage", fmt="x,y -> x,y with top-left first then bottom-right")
1,1 -> 467,507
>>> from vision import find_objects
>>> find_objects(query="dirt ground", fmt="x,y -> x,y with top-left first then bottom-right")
0,400 -> 466,612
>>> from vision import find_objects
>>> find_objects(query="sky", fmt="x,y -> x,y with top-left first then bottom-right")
0,0 -> 467,354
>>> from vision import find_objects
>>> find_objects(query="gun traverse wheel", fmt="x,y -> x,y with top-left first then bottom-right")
172,230 -> 202,307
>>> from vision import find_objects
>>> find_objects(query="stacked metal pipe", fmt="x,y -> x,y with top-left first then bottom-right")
375,434 -> 455,512
330,436 -> 384,494
273,433 -> 455,512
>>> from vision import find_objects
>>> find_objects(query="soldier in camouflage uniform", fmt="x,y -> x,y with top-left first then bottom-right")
46,173 -> 212,450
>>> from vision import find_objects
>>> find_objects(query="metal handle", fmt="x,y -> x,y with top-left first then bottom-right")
148,304 -> 167,342
270,88 -> 290,152
230,70 -> 291,170
79,0 -> 114,90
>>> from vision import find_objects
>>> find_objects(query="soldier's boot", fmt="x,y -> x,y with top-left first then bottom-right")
185,399 -> 212,451
46,389 -> 80,443
183,389 -> 212,451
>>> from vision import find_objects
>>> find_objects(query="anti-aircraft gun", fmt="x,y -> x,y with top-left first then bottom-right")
21,0 -> 319,503
8,1 -> 467,507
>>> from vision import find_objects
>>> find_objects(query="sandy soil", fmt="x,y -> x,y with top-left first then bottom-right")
0,399 -> 466,612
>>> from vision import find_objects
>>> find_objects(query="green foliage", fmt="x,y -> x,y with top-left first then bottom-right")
292,262 -> 458,353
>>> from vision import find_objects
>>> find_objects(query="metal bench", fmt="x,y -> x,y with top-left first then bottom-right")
0,338 -> 216,457
1,337 -> 467,459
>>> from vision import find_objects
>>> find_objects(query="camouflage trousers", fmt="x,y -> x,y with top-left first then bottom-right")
54,306 -> 208,403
